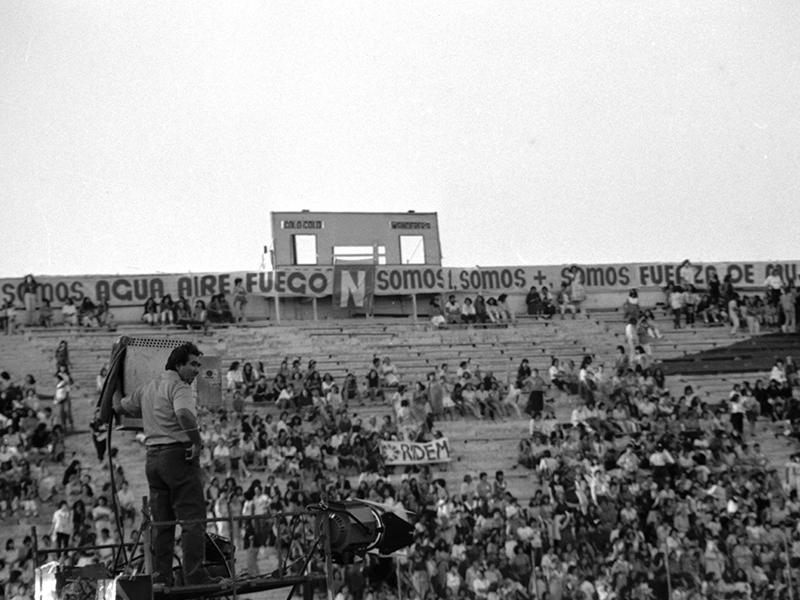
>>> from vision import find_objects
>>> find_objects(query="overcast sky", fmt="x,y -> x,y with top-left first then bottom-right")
1,1 -> 798,277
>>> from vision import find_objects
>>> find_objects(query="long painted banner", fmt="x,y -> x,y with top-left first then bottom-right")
1,261 -> 798,307
380,437 -> 453,465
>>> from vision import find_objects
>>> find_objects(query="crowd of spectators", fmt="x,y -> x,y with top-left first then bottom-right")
193,340 -> 800,599
513,348 -> 800,599
0,273 -> 238,335
428,267 -> 589,329
141,294 -> 219,331
191,352 -> 541,599
194,351 -> 682,599
4,347 -> 795,599
429,294 -> 516,328
649,265 -> 799,335
523,266 -> 587,321
2,265 -> 800,599
0,360 -> 98,600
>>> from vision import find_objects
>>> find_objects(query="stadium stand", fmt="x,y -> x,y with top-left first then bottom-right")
1,307 -> 799,599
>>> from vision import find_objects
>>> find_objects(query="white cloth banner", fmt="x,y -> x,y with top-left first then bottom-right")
34,562 -> 58,600
380,437 -> 452,465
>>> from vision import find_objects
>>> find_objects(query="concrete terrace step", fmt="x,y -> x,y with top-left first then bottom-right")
436,418 -> 530,440
6,318 -> 793,508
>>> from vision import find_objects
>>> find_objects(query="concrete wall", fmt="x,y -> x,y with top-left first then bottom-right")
2,259 -> 797,325
270,211 -> 442,266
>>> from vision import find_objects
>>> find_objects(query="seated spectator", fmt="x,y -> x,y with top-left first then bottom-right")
342,372 -> 359,403
474,295 -> 490,323
95,294 -> 110,326
497,293 -> 517,322
208,293 -> 235,324
252,375 -> 270,403
696,293 -> 722,324
444,295 -> 461,324
525,286 -> 543,317
485,297 -> 501,323
0,300 -> 11,333
194,297 -> 210,324
460,297 -> 477,324
429,297 -> 446,328
174,295 -> 191,322
159,293 -> 175,325
39,298 -> 54,328
304,360 -> 322,396
556,282 -> 576,319
241,362 -> 258,397
538,287 -> 555,318
178,299 -> 209,332
770,358 -> 787,385
226,361 -> 244,394
548,356 -> 566,394
276,382 -> 296,410
78,297 -> 98,327
142,296 -> 158,325
380,357 -> 400,387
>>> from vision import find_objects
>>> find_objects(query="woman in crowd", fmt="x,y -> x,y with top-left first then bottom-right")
226,361 -> 243,394
61,298 -> 78,327
54,340 -> 70,374
496,293 -> 515,323
208,294 -> 235,323
622,289 -> 641,322
54,365 -> 74,433
159,293 -> 175,325
241,362 -> 257,397
142,296 -> 158,325
190,299 -> 209,332
525,286 -> 542,317
21,274 -> 39,327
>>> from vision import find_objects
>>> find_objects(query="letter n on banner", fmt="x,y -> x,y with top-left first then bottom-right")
333,265 -> 375,316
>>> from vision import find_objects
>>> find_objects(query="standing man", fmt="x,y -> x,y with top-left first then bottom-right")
781,285 -> 797,333
764,266 -> 784,308
116,342 -> 216,587
232,278 -> 248,323
21,274 -> 38,327
678,259 -> 696,288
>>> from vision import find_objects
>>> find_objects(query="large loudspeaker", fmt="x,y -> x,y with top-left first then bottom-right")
317,501 -> 414,564
117,337 -> 221,430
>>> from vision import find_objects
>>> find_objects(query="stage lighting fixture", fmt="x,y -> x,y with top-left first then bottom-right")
316,501 -> 414,564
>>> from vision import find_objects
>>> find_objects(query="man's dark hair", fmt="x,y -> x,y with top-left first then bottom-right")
165,342 -> 202,371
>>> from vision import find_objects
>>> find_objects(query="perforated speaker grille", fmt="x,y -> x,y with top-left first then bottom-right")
124,337 -> 191,350
120,336 -> 222,410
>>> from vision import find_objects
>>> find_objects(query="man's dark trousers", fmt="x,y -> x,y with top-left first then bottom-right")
146,444 -> 205,585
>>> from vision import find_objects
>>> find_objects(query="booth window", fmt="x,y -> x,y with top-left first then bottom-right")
292,234 -> 317,265
333,245 -> 386,265
400,235 -> 425,264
